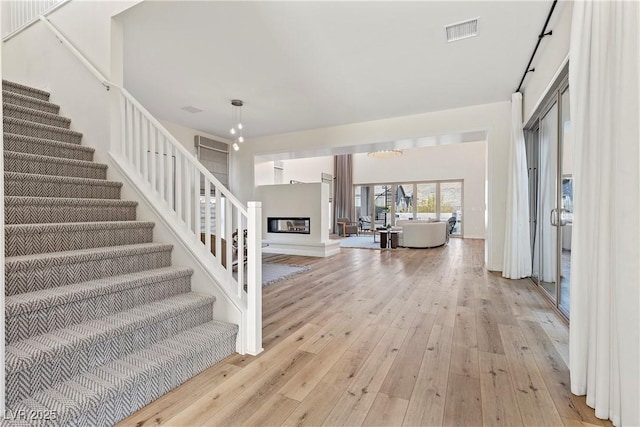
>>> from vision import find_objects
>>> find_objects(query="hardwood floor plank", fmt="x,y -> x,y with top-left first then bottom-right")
243,393 -> 299,427
280,316 -> 371,402
478,351 -> 524,426
362,393 -> 409,427
442,373 -> 483,426
518,320 -> 606,425
379,313 -> 434,400
475,298 -> 506,355
322,326 -> 409,426
202,350 -> 314,426
282,381 -> 343,427
403,324 -> 454,426
499,324 -> 564,426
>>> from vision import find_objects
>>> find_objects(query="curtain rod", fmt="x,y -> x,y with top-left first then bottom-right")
515,0 -> 559,93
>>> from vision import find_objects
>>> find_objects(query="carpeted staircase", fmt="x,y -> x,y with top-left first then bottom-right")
2,80 -> 238,426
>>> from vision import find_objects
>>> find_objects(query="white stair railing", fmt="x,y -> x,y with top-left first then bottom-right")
35,16 -> 263,355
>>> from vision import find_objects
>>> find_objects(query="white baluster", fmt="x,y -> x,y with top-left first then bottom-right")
185,158 -> 192,232
141,118 -> 149,184
158,135 -> 165,202
236,209 -> 244,297
165,137 -> 173,210
204,179 -> 211,255
134,109 -> 141,173
119,95 -> 126,158
126,101 -> 134,163
194,168 -> 201,237
175,149 -> 182,223
150,126 -> 157,195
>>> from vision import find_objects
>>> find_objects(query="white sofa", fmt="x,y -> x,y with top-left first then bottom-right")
394,220 -> 447,248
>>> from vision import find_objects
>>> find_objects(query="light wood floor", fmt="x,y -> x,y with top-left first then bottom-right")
118,239 -> 610,427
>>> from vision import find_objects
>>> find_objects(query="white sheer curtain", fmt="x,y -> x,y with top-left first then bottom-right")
569,2 -> 639,426
502,92 -> 532,279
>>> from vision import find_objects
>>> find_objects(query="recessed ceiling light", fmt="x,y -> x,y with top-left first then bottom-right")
445,17 -> 479,43
181,105 -> 203,113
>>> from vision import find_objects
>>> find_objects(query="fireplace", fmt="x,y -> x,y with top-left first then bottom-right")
267,217 -> 310,234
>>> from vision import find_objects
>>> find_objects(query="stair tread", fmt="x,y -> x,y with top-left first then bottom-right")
2,80 -> 50,100
4,116 -> 81,137
5,242 -> 173,272
3,90 -> 60,112
4,132 -> 94,153
6,293 -> 216,373
5,196 -> 137,207
5,171 -> 122,187
3,102 -> 71,128
6,220 -> 154,234
6,267 -> 193,318
8,320 -> 237,425
4,150 -> 107,169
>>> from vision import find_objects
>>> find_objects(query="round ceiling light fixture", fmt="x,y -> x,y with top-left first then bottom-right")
367,149 -> 403,159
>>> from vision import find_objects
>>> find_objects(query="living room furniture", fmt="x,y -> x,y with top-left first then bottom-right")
393,220 -> 447,248
337,217 -> 359,236
379,230 -> 400,249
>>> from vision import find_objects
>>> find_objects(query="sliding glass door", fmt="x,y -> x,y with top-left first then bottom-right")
526,75 -> 572,317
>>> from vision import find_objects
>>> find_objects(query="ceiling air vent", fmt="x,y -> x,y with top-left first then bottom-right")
445,17 -> 479,43
181,105 -> 203,113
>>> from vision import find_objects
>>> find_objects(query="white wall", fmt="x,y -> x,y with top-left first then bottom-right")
282,156 -> 333,184
254,156 -> 333,187
353,142 -> 486,239
522,1 -> 572,122
235,101 -> 510,271
255,183 -> 329,243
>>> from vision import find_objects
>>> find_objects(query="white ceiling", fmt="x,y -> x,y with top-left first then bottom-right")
120,1 -> 553,139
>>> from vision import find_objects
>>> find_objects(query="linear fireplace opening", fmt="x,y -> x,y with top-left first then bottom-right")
267,217 -> 311,234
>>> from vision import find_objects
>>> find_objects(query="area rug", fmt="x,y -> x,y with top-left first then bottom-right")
339,235 -> 381,250
237,262 -> 310,287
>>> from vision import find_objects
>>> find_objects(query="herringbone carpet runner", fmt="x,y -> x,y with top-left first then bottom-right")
2,80 -> 238,426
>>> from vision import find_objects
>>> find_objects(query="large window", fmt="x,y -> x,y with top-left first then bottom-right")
354,180 -> 463,236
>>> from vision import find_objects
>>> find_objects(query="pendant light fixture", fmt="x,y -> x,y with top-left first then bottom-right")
230,99 -> 244,151
367,149 -> 403,159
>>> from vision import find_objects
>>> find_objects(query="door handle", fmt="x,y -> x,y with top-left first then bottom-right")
550,208 -> 558,227
558,208 -> 569,226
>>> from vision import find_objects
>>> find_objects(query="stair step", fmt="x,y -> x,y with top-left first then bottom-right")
4,151 -> 107,180
5,243 -> 173,296
5,197 -> 137,225
3,103 -> 71,129
3,117 -> 82,144
9,320 -> 237,426
6,293 -> 216,407
4,133 -> 94,162
5,172 -> 122,199
5,221 -> 155,257
2,80 -> 50,101
3,90 -> 60,114
6,267 -> 194,344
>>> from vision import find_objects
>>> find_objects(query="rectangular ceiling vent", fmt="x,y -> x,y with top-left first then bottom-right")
445,17 -> 479,43
181,105 -> 203,114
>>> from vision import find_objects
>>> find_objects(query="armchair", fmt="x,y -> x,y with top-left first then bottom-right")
337,218 -> 359,236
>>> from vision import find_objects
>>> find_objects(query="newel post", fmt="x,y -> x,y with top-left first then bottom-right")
246,201 -> 263,355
